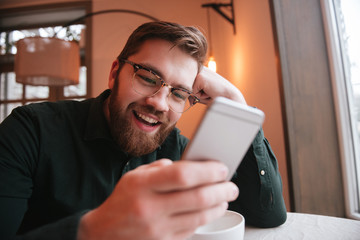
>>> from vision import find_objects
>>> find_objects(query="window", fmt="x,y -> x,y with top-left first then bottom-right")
322,0 -> 360,219
0,5 -> 89,123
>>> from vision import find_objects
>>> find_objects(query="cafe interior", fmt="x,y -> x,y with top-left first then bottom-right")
1,0 -> 359,238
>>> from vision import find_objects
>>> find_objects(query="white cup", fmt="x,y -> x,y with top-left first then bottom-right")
188,210 -> 245,240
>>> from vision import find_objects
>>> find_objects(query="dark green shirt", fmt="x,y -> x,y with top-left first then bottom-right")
0,90 -> 286,239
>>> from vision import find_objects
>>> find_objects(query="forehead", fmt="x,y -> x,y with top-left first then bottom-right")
128,39 -> 198,90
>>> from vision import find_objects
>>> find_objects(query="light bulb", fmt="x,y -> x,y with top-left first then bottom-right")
208,56 -> 217,72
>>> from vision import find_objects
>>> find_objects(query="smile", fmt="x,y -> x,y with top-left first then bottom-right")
133,111 -> 160,126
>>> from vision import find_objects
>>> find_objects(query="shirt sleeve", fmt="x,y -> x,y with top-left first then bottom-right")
0,107 -> 37,239
228,128 -> 287,228
11,211 -> 86,240
0,107 -> 86,240
0,196 -> 85,240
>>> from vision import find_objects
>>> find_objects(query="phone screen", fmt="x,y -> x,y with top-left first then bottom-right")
181,97 -> 264,180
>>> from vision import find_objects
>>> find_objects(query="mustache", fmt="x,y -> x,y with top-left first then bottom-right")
129,102 -> 168,123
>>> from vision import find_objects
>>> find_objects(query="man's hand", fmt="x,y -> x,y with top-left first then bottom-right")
77,159 -> 239,240
193,66 -> 247,105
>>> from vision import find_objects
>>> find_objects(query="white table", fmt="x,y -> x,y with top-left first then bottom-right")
245,212 -> 360,240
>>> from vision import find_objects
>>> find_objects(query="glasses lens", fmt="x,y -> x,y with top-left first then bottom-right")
130,63 -> 198,113
168,89 -> 193,113
132,68 -> 162,96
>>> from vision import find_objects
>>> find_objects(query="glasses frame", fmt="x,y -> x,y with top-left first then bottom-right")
120,59 -> 200,113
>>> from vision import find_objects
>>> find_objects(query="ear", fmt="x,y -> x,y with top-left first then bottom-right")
108,59 -> 120,90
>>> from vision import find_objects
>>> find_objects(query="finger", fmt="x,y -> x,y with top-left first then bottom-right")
170,201 -> 229,235
195,91 -> 213,105
136,159 -> 173,170
144,160 -> 229,192
195,90 -> 212,104
198,97 -> 213,105
158,181 -> 239,214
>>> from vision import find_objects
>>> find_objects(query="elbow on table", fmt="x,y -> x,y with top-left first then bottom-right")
247,209 -> 287,228
265,210 -> 287,228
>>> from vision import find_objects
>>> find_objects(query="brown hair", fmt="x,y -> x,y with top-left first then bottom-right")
116,21 -> 208,73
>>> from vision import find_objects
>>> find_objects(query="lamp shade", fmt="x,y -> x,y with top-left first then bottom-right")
15,37 -> 80,86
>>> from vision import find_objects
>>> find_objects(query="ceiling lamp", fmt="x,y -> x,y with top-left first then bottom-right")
208,56 -> 217,72
205,8 -> 217,72
15,36 -> 80,86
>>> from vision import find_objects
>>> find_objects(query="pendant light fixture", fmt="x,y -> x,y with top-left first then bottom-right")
202,0 -> 237,72
206,8 -> 217,72
15,36 -> 80,86
14,9 -> 159,87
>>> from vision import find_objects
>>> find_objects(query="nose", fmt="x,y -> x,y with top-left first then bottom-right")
145,87 -> 170,112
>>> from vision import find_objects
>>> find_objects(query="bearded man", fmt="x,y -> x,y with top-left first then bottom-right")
0,21 -> 287,240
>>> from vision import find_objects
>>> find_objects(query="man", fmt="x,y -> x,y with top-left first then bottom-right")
0,21 -> 287,240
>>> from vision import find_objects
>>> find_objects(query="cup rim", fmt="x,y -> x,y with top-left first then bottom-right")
193,210 -> 244,236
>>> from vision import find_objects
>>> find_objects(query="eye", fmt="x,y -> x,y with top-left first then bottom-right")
134,68 -> 160,87
137,74 -> 157,86
172,89 -> 188,102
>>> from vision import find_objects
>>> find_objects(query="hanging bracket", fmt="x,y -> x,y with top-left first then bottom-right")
202,0 -> 236,34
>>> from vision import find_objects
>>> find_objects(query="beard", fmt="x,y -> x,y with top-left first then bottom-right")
108,87 -> 176,157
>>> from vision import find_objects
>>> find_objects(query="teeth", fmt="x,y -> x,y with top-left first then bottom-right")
137,113 -> 158,124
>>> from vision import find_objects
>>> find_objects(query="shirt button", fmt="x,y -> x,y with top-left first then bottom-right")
260,170 -> 266,176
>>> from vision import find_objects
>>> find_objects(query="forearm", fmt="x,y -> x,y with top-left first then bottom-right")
194,67 -> 247,105
229,129 -> 287,227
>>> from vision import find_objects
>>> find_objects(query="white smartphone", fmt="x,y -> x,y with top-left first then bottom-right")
181,97 -> 265,180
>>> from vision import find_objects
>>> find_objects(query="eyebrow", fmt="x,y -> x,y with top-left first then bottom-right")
139,62 -> 194,93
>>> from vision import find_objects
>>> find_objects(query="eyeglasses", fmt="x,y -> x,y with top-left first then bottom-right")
120,59 -> 200,113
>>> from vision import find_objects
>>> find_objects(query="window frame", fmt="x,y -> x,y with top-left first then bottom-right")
321,0 -> 360,220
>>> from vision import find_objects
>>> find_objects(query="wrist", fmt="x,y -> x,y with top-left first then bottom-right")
226,86 -> 247,105
77,210 -> 97,240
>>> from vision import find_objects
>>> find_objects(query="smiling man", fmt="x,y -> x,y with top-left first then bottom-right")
0,21 -> 287,240
106,39 -> 197,157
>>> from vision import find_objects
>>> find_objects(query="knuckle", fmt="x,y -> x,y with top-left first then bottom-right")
128,199 -> 163,238
171,166 -> 191,186
194,188 -> 213,207
193,203 -> 228,227
122,171 -> 147,191
122,172 -> 140,187
130,197 -> 149,218
127,194 -> 153,221
142,223 -> 160,239
194,211 -> 210,226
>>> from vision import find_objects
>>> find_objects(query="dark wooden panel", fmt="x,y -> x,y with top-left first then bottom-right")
270,0 -> 345,216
